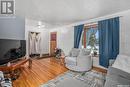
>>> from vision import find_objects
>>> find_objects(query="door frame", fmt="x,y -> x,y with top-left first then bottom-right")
49,32 -> 57,56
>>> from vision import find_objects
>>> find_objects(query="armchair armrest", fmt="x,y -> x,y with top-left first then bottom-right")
77,55 -> 91,59
77,55 -> 92,67
108,66 -> 130,81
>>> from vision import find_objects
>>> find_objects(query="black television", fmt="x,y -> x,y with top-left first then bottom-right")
0,39 -> 26,65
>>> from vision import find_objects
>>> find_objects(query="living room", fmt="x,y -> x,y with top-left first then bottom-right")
0,0 -> 130,87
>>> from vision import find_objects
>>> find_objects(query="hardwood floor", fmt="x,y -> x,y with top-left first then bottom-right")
13,57 -> 107,87
13,58 -> 68,87
92,66 -> 107,74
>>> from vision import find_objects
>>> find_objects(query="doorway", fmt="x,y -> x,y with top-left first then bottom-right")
50,32 -> 57,56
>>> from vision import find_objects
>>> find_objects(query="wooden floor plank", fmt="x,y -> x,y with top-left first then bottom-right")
13,58 -> 68,87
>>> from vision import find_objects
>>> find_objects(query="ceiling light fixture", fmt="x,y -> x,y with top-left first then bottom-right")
37,21 -> 45,28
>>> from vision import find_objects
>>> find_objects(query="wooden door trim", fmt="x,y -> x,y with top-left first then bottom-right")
50,32 -> 57,56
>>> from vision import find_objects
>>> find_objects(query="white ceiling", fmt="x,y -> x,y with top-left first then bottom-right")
16,0 -> 130,28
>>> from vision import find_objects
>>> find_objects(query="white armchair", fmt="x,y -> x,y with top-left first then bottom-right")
65,48 -> 92,72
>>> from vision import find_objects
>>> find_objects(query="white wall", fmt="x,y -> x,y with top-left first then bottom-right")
120,11 -> 130,56
25,19 -> 49,57
50,26 -> 74,55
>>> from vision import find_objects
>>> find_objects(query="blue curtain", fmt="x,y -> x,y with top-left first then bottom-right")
98,17 -> 119,68
74,24 -> 84,48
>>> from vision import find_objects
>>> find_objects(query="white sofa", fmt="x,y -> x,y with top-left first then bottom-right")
104,54 -> 130,87
112,54 -> 130,73
65,48 -> 92,72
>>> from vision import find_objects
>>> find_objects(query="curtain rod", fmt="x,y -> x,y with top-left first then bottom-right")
85,16 -> 123,25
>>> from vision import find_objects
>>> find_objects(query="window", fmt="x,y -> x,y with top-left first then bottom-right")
82,23 -> 99,55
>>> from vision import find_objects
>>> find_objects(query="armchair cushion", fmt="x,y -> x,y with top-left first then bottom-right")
65,57 -> 77,66
104,66 -> 130,87
112,54 -> 130,73
79,49 -> 91,56
108,66 -> 130,81
70,48 -> 80,57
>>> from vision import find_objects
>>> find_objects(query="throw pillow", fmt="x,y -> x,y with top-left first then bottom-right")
70,48 -> 80,57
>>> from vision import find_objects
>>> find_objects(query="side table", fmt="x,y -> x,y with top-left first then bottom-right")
60,56 -> 65,66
